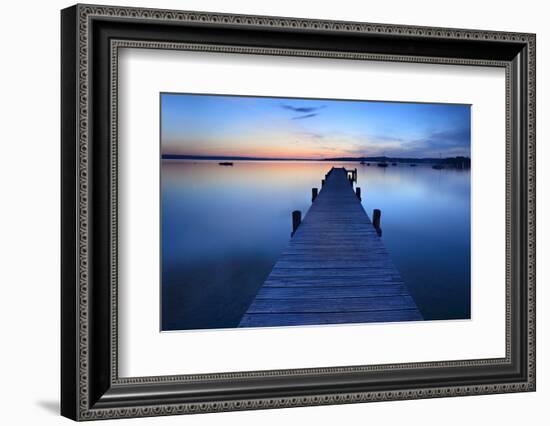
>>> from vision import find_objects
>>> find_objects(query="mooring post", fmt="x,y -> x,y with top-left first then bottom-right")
373,209 -> 381,236
321,179 -> 325,187
356,187 -> 361,200
348,175 -> 353,185
291,210 -> 302,237
354,168 -> 358,182
312,187 -> 318,202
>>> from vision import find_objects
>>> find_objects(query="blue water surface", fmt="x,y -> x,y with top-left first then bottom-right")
161,160 -> 470,331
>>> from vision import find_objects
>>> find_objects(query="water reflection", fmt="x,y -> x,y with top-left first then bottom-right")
161,160 -> 470,331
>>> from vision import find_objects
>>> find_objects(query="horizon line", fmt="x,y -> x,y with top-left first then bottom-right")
162,153 -> 471,161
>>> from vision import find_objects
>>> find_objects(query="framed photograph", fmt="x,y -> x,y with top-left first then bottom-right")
61,4 -> 536,421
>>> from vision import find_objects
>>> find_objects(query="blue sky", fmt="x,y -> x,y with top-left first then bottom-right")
161,93 -> 471,159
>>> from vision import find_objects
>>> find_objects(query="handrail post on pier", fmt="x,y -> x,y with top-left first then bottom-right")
291,210 -> 302,237
373,209 -> 382,236
312,188 -> 318,202
356,187 -> 361,201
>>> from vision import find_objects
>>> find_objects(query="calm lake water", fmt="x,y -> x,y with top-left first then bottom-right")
161,160 -> 471,331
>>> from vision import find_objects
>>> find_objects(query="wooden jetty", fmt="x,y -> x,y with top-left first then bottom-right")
238,167 -> 422,328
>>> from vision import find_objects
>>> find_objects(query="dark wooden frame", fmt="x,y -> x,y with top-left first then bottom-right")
61,4 -> 536,421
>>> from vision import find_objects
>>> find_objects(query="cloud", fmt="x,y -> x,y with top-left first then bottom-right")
292,113 -> 319,120
316,126 -> 470,158
403,127 -> 470,157
416,128 -> 470,149
297,131 -> 324,139
281,104 -> 326,120
281,104 -> 326,113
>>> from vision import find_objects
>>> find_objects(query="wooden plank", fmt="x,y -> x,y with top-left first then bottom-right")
246,295 -> 418,313
256,286 -> 410,299
267,269 -> 403,279
238,167 -> 422,327
239,310 -> 423,327
273,260 -> 400,268
263,278 -> 403,287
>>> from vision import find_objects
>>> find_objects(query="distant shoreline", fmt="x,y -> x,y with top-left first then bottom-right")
162,154 -> 471,165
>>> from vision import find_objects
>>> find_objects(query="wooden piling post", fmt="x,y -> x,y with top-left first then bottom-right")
355,187 -> 361,200
291,210 -> 302,236
312,187 -> 318,202
373,209 -> 381,235
321,179 -> 325,187
354,168 -> 357,182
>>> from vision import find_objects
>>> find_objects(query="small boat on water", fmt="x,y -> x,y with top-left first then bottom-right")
410,163 -> 417,167
360,161 -> 366,165
218,162 -> 234,166
377,162 -> 388,168
391,162 -> 397,166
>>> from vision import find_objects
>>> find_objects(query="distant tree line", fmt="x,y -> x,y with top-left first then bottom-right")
324,156 -> 471,169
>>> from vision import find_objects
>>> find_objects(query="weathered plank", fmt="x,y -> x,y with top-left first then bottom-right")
238,167 -> 422,328
246,295 -> 419,313
239,310 -> 423,327
255,285 -> 410,299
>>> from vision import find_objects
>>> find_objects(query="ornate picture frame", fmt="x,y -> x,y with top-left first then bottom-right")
61,4 -> 535,421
